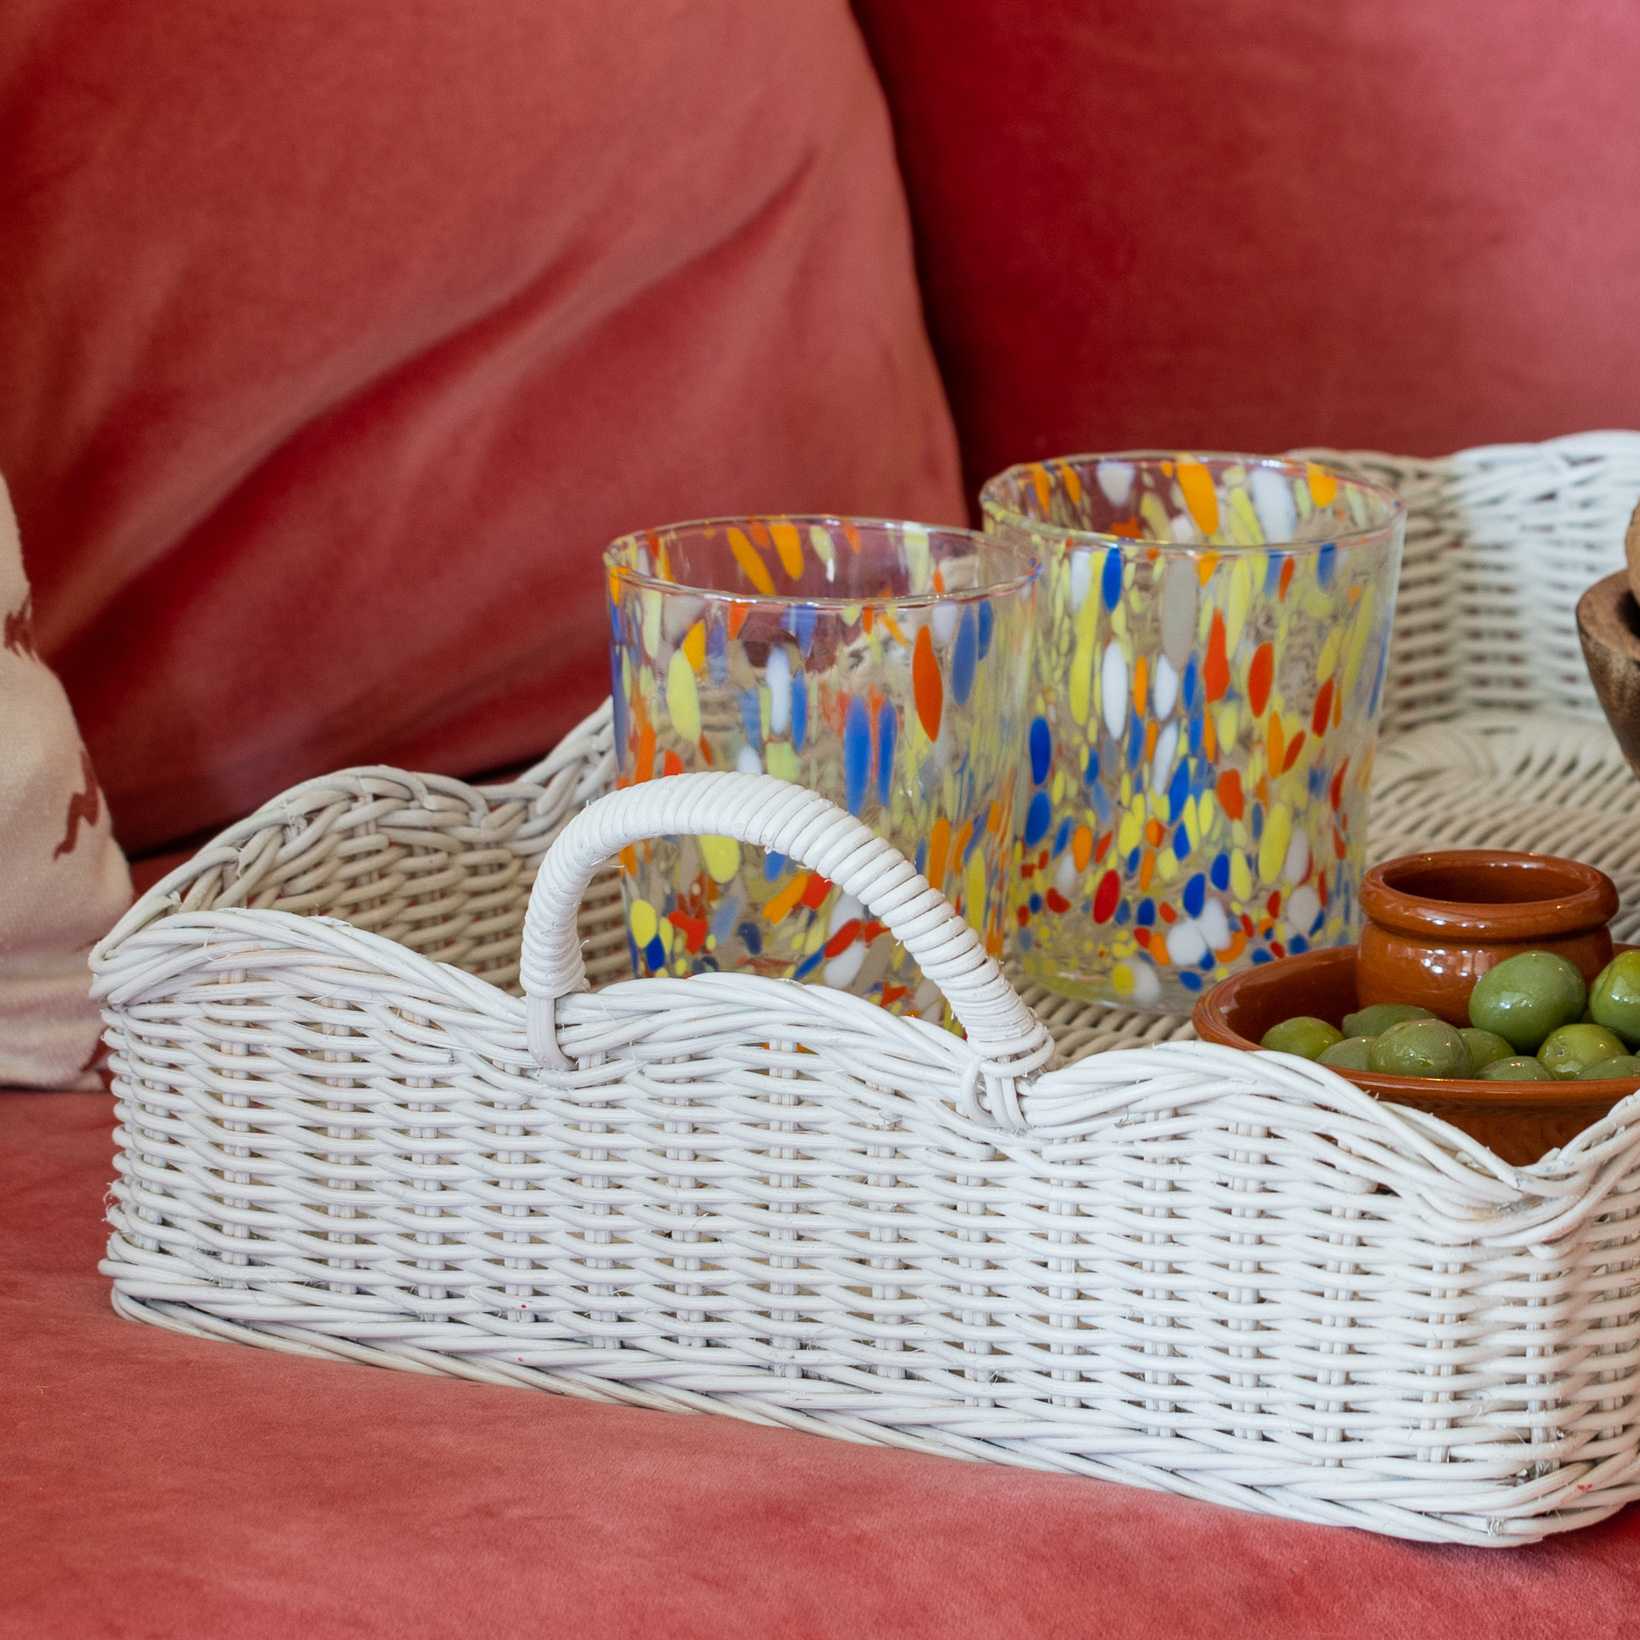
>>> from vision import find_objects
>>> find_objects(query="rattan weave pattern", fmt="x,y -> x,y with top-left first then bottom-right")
93,437 -> 1640,1545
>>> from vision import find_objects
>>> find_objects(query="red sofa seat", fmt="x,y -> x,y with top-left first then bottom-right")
7,1087 -> 1640,1637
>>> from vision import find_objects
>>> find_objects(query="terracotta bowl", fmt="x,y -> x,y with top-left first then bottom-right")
1193,945 -> 1639,1165
1577,569 -> 1640,781
1357,849 -> 1617,1023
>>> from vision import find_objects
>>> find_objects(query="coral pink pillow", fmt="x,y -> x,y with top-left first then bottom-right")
855,0 -> 1640,490
0,0 -> 962,852
0,477 -> 130,1088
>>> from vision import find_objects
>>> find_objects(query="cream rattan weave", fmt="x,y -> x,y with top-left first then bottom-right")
94,435 -> 1640,1546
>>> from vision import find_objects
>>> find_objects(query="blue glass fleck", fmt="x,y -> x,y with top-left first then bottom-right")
843,696 -> 872,815
789,603 -> 818,656
1136,898 -> 1156,927
1101,546 -> 1123,611
707,618 -> 728,685
794,949 -> 823,980
1114,901 -> 1131,926
643,935 -> 666,972
1029,893 -> 1043,915
1251,947 -> 1273,965
1174,823 -> 1191,858
1183,874 -> 1206,917
1024,791 -> 1053,848
1316,542 -> 1337,587
1210,854 -> 1231,891
977,600 -> 994,658
1289,935 -> 1309,955
1053,818 -> 1072,858
764,852 -> 786,882
1177,970 -> 1204,992
951,608 -> 978,705
876,701 -> 896,804
1368,641 -> 1390,717
740,689 -> 762,747
737,921 -> 763,957
1182,656 -> 1199,710
1167,759 -> 1191,822
1030,717 -> 1053,785
791,674 -> 808,751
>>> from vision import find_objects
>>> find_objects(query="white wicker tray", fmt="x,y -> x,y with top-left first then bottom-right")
93,436 -> 1640,1546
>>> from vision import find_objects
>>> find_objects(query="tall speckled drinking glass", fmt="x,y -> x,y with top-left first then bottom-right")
981,455 -> 1404,1012
605,517 -> 1037,1019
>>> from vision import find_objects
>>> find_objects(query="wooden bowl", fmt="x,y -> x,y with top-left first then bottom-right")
1357,849 -> 1617,1023
1192,945 -> 1640,1165
1578,568 -> 1640,781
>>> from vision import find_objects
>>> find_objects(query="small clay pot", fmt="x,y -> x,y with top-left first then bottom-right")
1356,849 -> 1618,1024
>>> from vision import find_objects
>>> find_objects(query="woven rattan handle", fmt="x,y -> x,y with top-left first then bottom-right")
520,772 -> 1052,1116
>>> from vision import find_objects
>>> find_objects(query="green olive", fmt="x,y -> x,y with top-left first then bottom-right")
1318,1035 -> 1375,1071
1260,1016 -> 1345,1060
1589,951 -> 1640,1048
1467,952 -> 1587,1053
1341,1002 -> 1435,1039
1480,1055 -> 1554,1081
1459,1027 -> 1514,1074
1368,1018 -> 1469,1078
1577,1054 -> 1640,1082
1538,1023 -> 1628,1080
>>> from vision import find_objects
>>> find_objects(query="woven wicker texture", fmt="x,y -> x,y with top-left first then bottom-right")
1299,433 -> 1640,734
94,437 -> 1640,1546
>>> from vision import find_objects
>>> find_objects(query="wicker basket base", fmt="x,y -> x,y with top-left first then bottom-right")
108,1283 -> 1640,1546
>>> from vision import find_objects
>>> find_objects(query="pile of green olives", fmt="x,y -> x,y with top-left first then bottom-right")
1259,949 -> 1640,1082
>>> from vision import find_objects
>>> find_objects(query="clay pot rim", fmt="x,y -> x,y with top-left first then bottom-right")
1359,848 -> 1619,942
1192,944 -> 1640,1110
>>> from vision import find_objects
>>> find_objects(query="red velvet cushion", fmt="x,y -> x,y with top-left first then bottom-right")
854,0 -> 1640,497
0,0 -> 962,852
6,1089 -> 1640,1636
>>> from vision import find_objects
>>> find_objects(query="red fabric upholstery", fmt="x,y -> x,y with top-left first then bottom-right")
5,1088 -> 1638,1637
11,6 -> 1640,1627
0,0 -> 962,853
854,0 -> 1640,499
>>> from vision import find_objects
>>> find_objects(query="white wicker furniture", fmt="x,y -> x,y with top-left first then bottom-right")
1303,433 -> 1640,735
94,434 -> 1640,1546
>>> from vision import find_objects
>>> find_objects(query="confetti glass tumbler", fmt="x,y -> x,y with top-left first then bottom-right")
981,455 -> 1404,1012
605,517 -> 1038,1018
